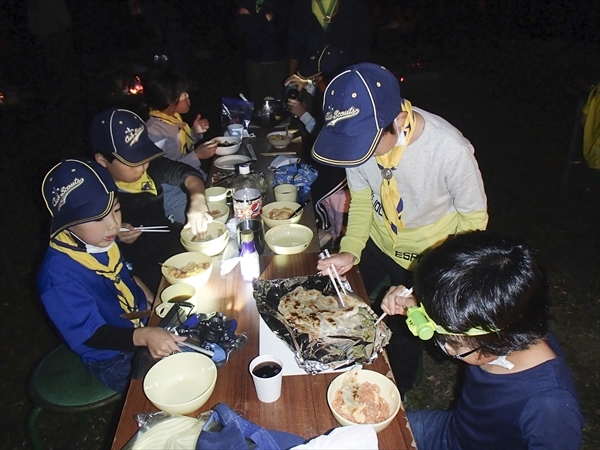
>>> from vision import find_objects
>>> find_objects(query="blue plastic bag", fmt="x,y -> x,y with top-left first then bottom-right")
274,164 -> 318,203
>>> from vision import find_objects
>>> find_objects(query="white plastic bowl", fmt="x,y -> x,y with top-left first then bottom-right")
214,136 -> 242,155
264,224 -> 313,255
266,131 -> 292,148
327,369 -> 401,433
161,251 -> 213,288
180,222 -> 229,256
261,201 -> 302,228
143,352 -> 217,415
207,202 -> 230,223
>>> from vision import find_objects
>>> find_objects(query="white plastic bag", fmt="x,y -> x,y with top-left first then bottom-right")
291,424 -> 378,449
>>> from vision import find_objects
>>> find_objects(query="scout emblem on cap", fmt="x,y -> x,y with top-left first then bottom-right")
325,106 -> 360,126
52,177 -> 84,211
124,125 -> 144,147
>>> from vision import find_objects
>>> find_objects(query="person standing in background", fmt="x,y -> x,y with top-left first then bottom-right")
233,0 -> 290,102
287,0 -> 371,76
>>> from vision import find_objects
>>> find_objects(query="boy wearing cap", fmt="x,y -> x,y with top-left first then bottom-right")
314,63 -> 488,393
90,108 -> 212,293
37,159 -> 186,394
381,232 -> 583,449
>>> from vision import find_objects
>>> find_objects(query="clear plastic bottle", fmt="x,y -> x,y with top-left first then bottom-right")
239,230 -> 260,281
232,164 -> 262,219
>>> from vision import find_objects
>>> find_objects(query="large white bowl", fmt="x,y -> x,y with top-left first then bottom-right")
214,136 -> 242,155
207,202 -> 230,224
161,251 -> 213,288
180,222 -> 229,256
266,131 -> 292,148
144,352 -> 217,415
261,201 -> 302,228
264,224 -> 313,255
327,369 -> 401,433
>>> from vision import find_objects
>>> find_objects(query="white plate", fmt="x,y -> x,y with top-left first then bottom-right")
214,155 -> 251,171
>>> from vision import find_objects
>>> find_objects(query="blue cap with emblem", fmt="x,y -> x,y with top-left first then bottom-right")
89,108 -> 164,166
312,63 -> 402,168
42,159 -> 117,237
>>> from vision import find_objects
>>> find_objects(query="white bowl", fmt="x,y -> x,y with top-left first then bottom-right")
207,202 -> 230,223
261,201 -> 302,228
214,136 -> 241,155
327,369 -> 401,433
143,352 -> 217,415
266,131 -> 292,148
264,224 -> 313,255
180,222 -> 229,256
161,252 -> 213,288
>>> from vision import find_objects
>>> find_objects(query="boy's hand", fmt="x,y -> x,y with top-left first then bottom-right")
381,285 -> 417,316
193,114 -> 210,134
316,251 -> 356,276
284,74 -> 308,92
286,98 -> 307,118
118,223 -> 142,244
184,194 -> 213,236
133,327 -> 186,359
195,140 -> 217,160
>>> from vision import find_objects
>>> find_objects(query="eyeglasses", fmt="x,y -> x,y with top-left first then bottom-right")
435,337 -> 482,360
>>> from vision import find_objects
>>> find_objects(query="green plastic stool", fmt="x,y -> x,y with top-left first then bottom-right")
27,345 -> 120,449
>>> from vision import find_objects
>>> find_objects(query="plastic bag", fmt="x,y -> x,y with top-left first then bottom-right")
274,163 -> 318,203
222,97 -> 254,131
291,425 -> 378,449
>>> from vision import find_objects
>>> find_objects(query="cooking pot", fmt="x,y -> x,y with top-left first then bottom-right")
253,98 -> 287,127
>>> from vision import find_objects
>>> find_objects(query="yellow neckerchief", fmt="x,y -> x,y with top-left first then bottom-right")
149,109 -> 194,156
50,231 -> 142,327
312,0 -> 338,29
375,99 -> 416,245
115,170 -> 157,195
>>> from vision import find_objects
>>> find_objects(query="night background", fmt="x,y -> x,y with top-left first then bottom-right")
1,1 -> 598,448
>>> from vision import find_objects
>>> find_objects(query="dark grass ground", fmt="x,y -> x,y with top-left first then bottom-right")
1,3 -> 599,449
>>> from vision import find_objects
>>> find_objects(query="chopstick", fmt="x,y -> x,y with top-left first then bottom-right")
120,226 -> 170,232
323,249 -> 346,294
318,250 -> 346,308
374,287 -> 413,325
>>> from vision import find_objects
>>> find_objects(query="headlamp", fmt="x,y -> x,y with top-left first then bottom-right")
406,304 -> 498,340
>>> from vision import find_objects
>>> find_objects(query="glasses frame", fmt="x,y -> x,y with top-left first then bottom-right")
435,337 -> 482,360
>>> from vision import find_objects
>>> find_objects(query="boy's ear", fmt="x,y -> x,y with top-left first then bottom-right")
94,153 -> 107,167
396,111 -> 408,125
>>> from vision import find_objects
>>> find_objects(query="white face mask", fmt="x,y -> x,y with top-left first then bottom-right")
395,120 -> 407,147
486,355 -> 515,370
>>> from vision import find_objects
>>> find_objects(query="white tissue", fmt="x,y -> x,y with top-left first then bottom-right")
290,425 -> 378,449
268,156 -> 301,170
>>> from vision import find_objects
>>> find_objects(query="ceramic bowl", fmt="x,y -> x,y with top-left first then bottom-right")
207,202 -> 230,223
266,131 -> 293,148
261,201 -> 302,228
161,252 -> 213,288
180,222 -> 229,256
327,369 -> 401,433
264,224 -> 313,255
143,352 -> 217,415
214,136 -> 242,155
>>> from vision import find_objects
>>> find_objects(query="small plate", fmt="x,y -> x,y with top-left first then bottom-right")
214,155 -> 251,171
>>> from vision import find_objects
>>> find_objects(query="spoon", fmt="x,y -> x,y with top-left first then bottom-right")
159,262 -> 186,273
239,93 -> 249,102
289,199 -> 311,218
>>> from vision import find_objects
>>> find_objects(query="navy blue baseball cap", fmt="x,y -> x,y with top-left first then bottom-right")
42,159 -> 117,237
298,45 -> 350,80
89,108 -> 164,166
312,63 -> 402,167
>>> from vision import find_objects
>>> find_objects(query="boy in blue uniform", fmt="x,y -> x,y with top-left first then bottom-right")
37,159 -> 186,394
381,231 -> 584,449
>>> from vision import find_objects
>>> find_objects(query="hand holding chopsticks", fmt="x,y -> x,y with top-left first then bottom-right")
119,225 -> 170,233
374,287 -> 414,325
318,249 -> 347,308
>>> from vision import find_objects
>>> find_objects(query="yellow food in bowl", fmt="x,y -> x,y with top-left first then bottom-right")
262,201 -> 302,228
161,252 -> 213,288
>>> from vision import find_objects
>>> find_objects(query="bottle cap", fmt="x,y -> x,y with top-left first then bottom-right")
240,229 -> 254,243
239,164 -> 250,175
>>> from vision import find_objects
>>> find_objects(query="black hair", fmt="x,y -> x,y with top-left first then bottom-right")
142,67 -> 188,111
382,121 -> 396,135
414,231 -> 549,356
92,150 -> 116,162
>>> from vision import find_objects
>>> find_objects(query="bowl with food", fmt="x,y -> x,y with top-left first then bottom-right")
266,131 -> 293,149
180,222 -> 229,256
214,136 -> 242,156
327,369 -> 401,433
143,352 -> 217,415
264,224 -> 313,255
207,202 -> 230,224
161,251 -> 213,288
261,201 -> 302,228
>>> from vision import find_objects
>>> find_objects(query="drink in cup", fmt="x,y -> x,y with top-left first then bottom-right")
274,184 -> 297,202
249,355 -> 283,403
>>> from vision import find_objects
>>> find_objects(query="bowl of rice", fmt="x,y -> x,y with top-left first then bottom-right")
327,369 -> 401,433
161,252 -> 213,288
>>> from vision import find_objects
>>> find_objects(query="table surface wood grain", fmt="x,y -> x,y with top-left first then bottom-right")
111,253 -> 416,449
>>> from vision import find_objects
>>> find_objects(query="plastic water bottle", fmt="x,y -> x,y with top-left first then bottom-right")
232,164 -> 262,219
239,230 -> 260,281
